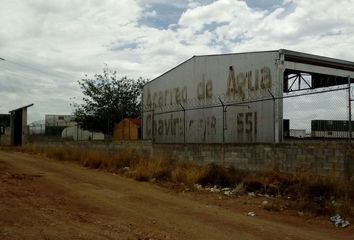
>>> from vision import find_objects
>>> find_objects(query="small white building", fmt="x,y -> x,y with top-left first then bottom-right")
45,114 -> 104,140
61,125 -> 104,141
45,114 -> 76,126
289,129 -> 306,138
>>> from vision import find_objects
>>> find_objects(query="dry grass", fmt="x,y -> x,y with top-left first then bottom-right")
170,162 -> 210,185
131,157 -> 171,181
242,170 -> 354,217
16,144 -> 354,218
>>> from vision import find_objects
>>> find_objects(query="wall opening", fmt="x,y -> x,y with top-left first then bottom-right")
283,70 -> 350,139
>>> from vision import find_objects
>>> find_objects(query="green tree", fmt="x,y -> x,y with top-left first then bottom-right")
72,68 -> 145,134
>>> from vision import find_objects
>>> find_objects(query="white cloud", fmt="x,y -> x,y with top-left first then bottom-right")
0,0 -> 354,123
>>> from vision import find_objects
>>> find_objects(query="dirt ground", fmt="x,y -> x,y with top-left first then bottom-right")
0,150 -> 353,240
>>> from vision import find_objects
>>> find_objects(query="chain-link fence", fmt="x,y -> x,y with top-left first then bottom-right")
143,82 -> 353,144
350,84 -> 354,141
28,120 -> 105,142
27,81 -> 353,144
284,86 -> 351,140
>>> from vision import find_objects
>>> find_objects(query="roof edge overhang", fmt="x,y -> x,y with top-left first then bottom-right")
9,103 -> 34,113
280,49 -> 354,72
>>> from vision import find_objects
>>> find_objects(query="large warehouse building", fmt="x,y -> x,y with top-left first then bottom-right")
142,49 -> 354,143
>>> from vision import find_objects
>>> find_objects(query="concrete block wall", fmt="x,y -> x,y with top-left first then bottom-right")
29,140 -> 354,178
0,127 -> 11,146
158,142 -> 352,178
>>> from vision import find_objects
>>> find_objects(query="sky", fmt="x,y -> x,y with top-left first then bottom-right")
1,0 -> 354,126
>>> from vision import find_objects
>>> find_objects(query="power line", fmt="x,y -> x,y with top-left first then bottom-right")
5,58 -> 74,79
0,57 -> 81,82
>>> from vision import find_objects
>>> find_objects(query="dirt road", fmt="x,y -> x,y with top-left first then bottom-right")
0,150 -> 353,240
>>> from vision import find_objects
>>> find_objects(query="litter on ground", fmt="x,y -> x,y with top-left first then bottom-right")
247,211 -> 256,217
330,214 -> 350,228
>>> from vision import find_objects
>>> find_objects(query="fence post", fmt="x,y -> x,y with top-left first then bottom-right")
345,75 -> 353,199
152,109 -> 155,143
107,118 -> 110,139
141,91 -> 144,140
179,104 -> 186,145
348,75 -> 352,142
218,97 -> 226,165
218,97 -> 226,144
268,90 -> 276,142
81,124 -> 83,141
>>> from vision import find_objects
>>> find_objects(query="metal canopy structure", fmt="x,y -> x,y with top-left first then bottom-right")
282,50 -> 354,92
283,70 -> 353,92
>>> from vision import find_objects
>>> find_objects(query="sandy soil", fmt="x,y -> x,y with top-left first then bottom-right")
0,150 -> 353,240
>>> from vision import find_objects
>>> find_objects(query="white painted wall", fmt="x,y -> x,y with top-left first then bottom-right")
142,51 -> 281,143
